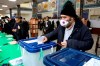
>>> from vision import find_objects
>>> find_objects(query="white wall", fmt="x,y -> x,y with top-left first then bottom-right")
21,13 -> 32,21
2,10 -> 32,21
2,14 -> 10,17
84,7 -> 100,28
90,20 -> 100,28
41,12 -> 53,18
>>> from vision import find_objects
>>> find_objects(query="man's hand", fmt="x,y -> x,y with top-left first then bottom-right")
12,29 -> 17,32
42,36 -> 48,43
61,41 -> 67,48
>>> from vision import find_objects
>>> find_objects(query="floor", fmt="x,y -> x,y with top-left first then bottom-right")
38,30 -> 100,56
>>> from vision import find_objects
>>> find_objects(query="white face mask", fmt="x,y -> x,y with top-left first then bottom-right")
5,19 -> 8,23
60,20 -> 69,27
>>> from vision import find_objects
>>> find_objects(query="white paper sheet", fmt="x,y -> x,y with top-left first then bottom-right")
24,36 -> 44,44
83,58 -> 100,66
24,39 -> 38,44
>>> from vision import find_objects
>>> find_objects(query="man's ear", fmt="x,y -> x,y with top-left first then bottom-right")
71,18 -> 74,20
70,18 -> 75,22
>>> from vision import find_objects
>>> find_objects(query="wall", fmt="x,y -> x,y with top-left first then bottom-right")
89,8 -> 100,28
21,13 -> 32,21
41,12 -> 53,18
84,7 -> 100,28
90,20 -> 100,28
2,10 -> 32,21
2,14 -> 10,17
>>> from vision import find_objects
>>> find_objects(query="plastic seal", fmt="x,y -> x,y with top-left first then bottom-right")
39,48 -> 44,60
50,45 -> 53,54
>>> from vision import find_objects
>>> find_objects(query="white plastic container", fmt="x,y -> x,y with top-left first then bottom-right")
18,37 -> 56,66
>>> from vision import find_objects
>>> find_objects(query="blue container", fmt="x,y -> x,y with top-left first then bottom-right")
43,48 -> 100,66
18,37 -> 57,53
18,37 -> 57,66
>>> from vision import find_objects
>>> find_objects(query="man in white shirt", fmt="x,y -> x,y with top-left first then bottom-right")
44,16 -> 54,34
42,1 -> 93,51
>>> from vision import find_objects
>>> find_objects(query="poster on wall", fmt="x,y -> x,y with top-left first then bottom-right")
37,3 -> 43,12
76,0 -> 80,16
37,0 -> 57,13
84,0 -> 97,5
42,2 -> 49,11
48,0 -> 57,11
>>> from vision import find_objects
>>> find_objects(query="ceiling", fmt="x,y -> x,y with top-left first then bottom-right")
0,0 -> 32,14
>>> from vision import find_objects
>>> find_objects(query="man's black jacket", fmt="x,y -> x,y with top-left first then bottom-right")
45,19 -> 94,51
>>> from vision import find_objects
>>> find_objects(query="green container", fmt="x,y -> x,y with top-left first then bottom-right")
0,44 -> 21,66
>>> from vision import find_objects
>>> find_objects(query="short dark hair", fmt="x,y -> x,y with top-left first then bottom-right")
20,17 -> 22,19
5,16 -> 9,19
15,17 -> 20,19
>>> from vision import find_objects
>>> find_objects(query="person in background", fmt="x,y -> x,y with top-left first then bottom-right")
87,19 -> 91,28
81,18 -> 91,28
12,17 -> 23,40
0,20 -> 3,31
2,16 -> 13,34
38,19 -> 41,30
40,19 -> 43,30
42,1 -> 93,51
22,18 -> 29,38
43,16 -> 54,34
12,13 -> 17,19
9,18 -> 16,30
42,18 -> 46,34
52,20 -> 55,30
56,20 -> 60,27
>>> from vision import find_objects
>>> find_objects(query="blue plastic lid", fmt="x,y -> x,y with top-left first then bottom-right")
18,38 -> 57,53
43,48 -> 100,66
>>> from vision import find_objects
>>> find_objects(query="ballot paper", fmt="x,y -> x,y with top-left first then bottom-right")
83,58 -> 100,66
37,36 -> 44,44
7,38 -> 13,40
24,39 -> 38,44
9,41 -> 17,45
24,36 -> 44,44
6,35 -> 13,37
9,57 -> 23,66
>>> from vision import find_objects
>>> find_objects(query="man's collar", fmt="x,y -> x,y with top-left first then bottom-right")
66,22 -> 75,30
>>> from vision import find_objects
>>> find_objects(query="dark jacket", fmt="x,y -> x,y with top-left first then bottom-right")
12,21 -> 23,40
56,20 -> 60,27
52,20 -> 54,29
45,19 -> 93,51
22,21 -> 29,38
44,20 -> 54,34
12,22 -> 20,40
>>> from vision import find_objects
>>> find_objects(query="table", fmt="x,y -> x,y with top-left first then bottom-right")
0,32 -> 21,66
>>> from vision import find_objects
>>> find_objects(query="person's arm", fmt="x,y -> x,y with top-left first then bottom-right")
43,26 -> 60,42
67,29 -> 93,51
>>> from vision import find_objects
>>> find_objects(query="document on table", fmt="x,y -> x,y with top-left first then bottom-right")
24,39 -> 37,44
83,58 -> 100,66
24,36 -> 44,44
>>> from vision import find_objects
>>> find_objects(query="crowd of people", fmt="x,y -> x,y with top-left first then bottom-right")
0,1 -> 93,52
38,16 -> 60,34
42,1 -> 93,51
0,16 -> 29,41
